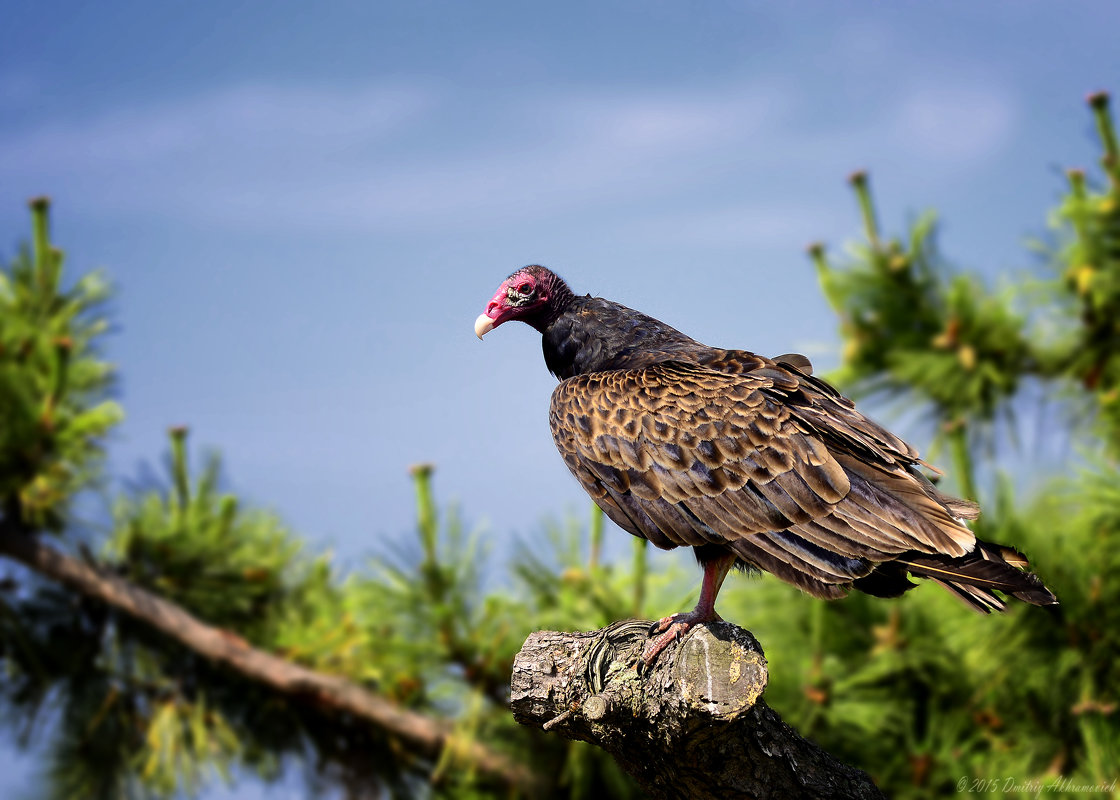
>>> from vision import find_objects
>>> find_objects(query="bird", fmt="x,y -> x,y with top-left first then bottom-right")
474,265 -> 1058,664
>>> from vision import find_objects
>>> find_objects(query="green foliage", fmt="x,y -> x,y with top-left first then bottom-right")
108,430 -> 301,640
811,174 -> 1033,431
794,93 -> 1120,798
0,198 -> 121,528
1040,93 -> 1120,452
361,464 -> 664,799
725,471 -> 1119,798
2,92 -> 1120,800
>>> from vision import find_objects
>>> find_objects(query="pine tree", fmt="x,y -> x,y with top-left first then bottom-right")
754,91 -> 1120,798
0,91 -> 1117,799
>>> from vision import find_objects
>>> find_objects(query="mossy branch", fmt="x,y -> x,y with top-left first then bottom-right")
512,620 -> 885,800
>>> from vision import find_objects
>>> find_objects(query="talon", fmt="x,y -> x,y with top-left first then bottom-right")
639,605 -> 732,668
638,556 -> 734,672
641,616 -> 702,666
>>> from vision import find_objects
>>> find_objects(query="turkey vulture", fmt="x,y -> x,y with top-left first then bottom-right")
475,265 -> 1057,663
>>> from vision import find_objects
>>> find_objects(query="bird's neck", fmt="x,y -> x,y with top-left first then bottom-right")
536,278 -> 578,331
540,297 -> 701,380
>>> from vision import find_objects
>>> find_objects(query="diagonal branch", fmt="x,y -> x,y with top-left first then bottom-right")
0,524 -> 540,796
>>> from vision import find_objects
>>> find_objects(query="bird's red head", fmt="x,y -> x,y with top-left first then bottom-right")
474,265 -> 561,339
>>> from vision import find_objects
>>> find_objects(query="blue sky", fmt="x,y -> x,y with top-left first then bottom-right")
2,1 -> 1118,795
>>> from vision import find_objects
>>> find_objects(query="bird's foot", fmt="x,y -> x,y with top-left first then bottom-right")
640,609 -> 722,668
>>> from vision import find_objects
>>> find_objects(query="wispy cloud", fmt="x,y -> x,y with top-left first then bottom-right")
614,202 -> 829,249
0,77 -> 797,231
545,83 -> 793,150
893,85 -> 1017,161
0,73 -> 1017,234
0,82 -> 432,174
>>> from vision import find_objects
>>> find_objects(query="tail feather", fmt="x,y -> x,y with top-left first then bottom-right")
898,540 -> 1058,612
926,577 -> 1006,613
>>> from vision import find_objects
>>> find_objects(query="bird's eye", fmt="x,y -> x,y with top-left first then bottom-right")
518,282 -> 533,295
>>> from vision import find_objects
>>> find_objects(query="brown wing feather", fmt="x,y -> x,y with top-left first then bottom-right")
550,359 -> 978,597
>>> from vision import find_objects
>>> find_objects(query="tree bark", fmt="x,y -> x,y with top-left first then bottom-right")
0,525 -> 540,796
511,619 -> 885,800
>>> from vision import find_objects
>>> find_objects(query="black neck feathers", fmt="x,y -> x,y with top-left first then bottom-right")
540,296 -> 703,380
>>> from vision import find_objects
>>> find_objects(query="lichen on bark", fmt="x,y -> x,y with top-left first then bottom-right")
511,619 -> 885,800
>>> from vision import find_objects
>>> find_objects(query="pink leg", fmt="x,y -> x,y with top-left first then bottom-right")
641,553 -> 737,666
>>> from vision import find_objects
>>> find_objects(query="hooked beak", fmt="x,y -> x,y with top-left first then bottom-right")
474,313 -> 496,340
475,286 -> 512,340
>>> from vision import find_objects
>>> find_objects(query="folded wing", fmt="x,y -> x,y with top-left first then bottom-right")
549,358 -> 980,599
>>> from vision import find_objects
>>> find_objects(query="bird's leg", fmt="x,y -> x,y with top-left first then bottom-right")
641,553 -> 737,666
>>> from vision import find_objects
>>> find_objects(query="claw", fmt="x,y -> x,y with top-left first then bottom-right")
641,622 -> 688,666
640,610 -> 723,667
639,554 -> 736,671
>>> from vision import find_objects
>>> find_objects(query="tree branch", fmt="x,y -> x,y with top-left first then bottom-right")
511,619 -> 885,800
0,525 -> 540,796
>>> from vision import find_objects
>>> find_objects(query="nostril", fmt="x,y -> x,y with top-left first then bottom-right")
487,302 -> 499,315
